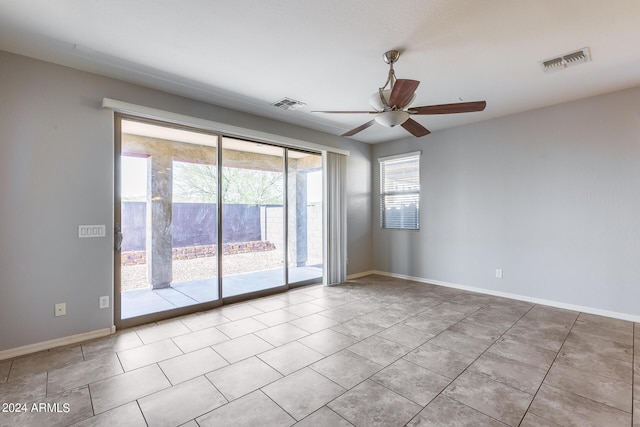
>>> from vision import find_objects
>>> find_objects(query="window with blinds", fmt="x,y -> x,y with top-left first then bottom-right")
379,151 -> 421,230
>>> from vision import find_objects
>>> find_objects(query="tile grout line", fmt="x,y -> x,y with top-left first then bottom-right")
531,317 -> 636,416
114,351 -> 126,375
201,371 -> 229,410
404,301 -> 537,427
203,326 -> 346,416
109,296 -> 484,426
259,388 -> 299,423
294,347 -> 391,422
208,343 -> 234,366
251,300 -> 424,422
380,300 -> 497,395
5,281 -> 630,426
203,287 -> 568,425
516,313 -> 580,426
86,378 -> 96,419
299,295 -> 517,426
135,400 -> 149,426
80,342 -> 87,362
44,370 -> 49,399
202,357 -> 265,401
308,406 -> 356,426
5,359 -> 14,383
381,299 -> 490,426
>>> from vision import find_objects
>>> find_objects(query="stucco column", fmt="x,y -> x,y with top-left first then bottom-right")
146,155 -> 173,289
287,170 -> 296,268
288,169 -> 308,268
296,171 -> 308,267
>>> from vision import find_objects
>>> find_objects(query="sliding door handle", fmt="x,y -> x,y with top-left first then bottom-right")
115,231 -> 123,252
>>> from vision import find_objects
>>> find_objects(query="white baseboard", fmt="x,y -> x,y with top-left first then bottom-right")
357,270 -> 640,323
0,327 -> 116,361
346,270 -> 378,280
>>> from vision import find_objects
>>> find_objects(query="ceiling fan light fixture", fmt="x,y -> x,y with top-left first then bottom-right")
375,110 -> 410,127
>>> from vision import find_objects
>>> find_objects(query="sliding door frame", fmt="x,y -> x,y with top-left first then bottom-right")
114,113 -> 323,328
114,113 -> 224,329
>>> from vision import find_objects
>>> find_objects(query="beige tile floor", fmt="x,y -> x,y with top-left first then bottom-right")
1,274 -> 638,427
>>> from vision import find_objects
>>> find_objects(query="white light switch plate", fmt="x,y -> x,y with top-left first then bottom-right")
79,225 -> 106,238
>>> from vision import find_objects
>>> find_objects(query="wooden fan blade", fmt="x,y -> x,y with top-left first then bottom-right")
401,118 -> 431,137
388,79 -> 420,108
311,110 -> 377,114
342,120 -> 376,137
410,101 -> 486,115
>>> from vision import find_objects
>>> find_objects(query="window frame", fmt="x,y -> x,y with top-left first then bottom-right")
378,151 -> 421,230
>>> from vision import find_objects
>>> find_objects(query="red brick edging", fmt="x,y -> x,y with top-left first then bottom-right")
120,241 -> 276,266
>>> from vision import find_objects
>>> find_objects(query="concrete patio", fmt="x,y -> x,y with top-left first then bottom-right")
121,266 -> 322,319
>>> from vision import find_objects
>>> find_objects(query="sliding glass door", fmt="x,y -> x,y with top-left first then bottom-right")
115,116 -> 324,326
287,149 -> 323,285
115,116 -> 220,326
221,137 -> 286,297
171,159 -> 219,301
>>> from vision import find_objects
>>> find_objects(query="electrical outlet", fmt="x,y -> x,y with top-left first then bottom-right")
54,303 -> 66,317
496,269 -> 503,279
99,296 -> 110,309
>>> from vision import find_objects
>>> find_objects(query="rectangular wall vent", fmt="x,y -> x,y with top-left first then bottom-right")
540,47 -> 591,73
272,97 -> 306,110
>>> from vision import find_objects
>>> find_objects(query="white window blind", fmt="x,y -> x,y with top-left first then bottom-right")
379,151 -> 421,230
325,152 -> 348,284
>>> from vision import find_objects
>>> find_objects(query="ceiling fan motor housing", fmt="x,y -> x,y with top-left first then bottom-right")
369,89 -> 417,111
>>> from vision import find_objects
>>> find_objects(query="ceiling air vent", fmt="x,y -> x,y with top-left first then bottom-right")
271,97 -> 306,110
540,47 -> 591,73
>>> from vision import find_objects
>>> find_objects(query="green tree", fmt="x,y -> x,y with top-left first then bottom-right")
173,161 -> 283,204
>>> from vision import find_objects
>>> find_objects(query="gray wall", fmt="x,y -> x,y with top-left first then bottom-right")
0,51 -> 372,351
372,86 -> 640,317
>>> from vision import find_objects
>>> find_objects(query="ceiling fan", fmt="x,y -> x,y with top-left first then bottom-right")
312,50 -> 487,137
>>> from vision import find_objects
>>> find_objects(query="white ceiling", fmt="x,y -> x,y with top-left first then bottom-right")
1,0 -> 639,144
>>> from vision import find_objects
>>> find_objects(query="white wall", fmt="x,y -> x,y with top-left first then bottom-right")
372,86 -> 640,318
0,51 -> 372,351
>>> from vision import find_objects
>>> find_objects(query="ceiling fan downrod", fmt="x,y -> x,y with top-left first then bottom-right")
378,50 -> 401,110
